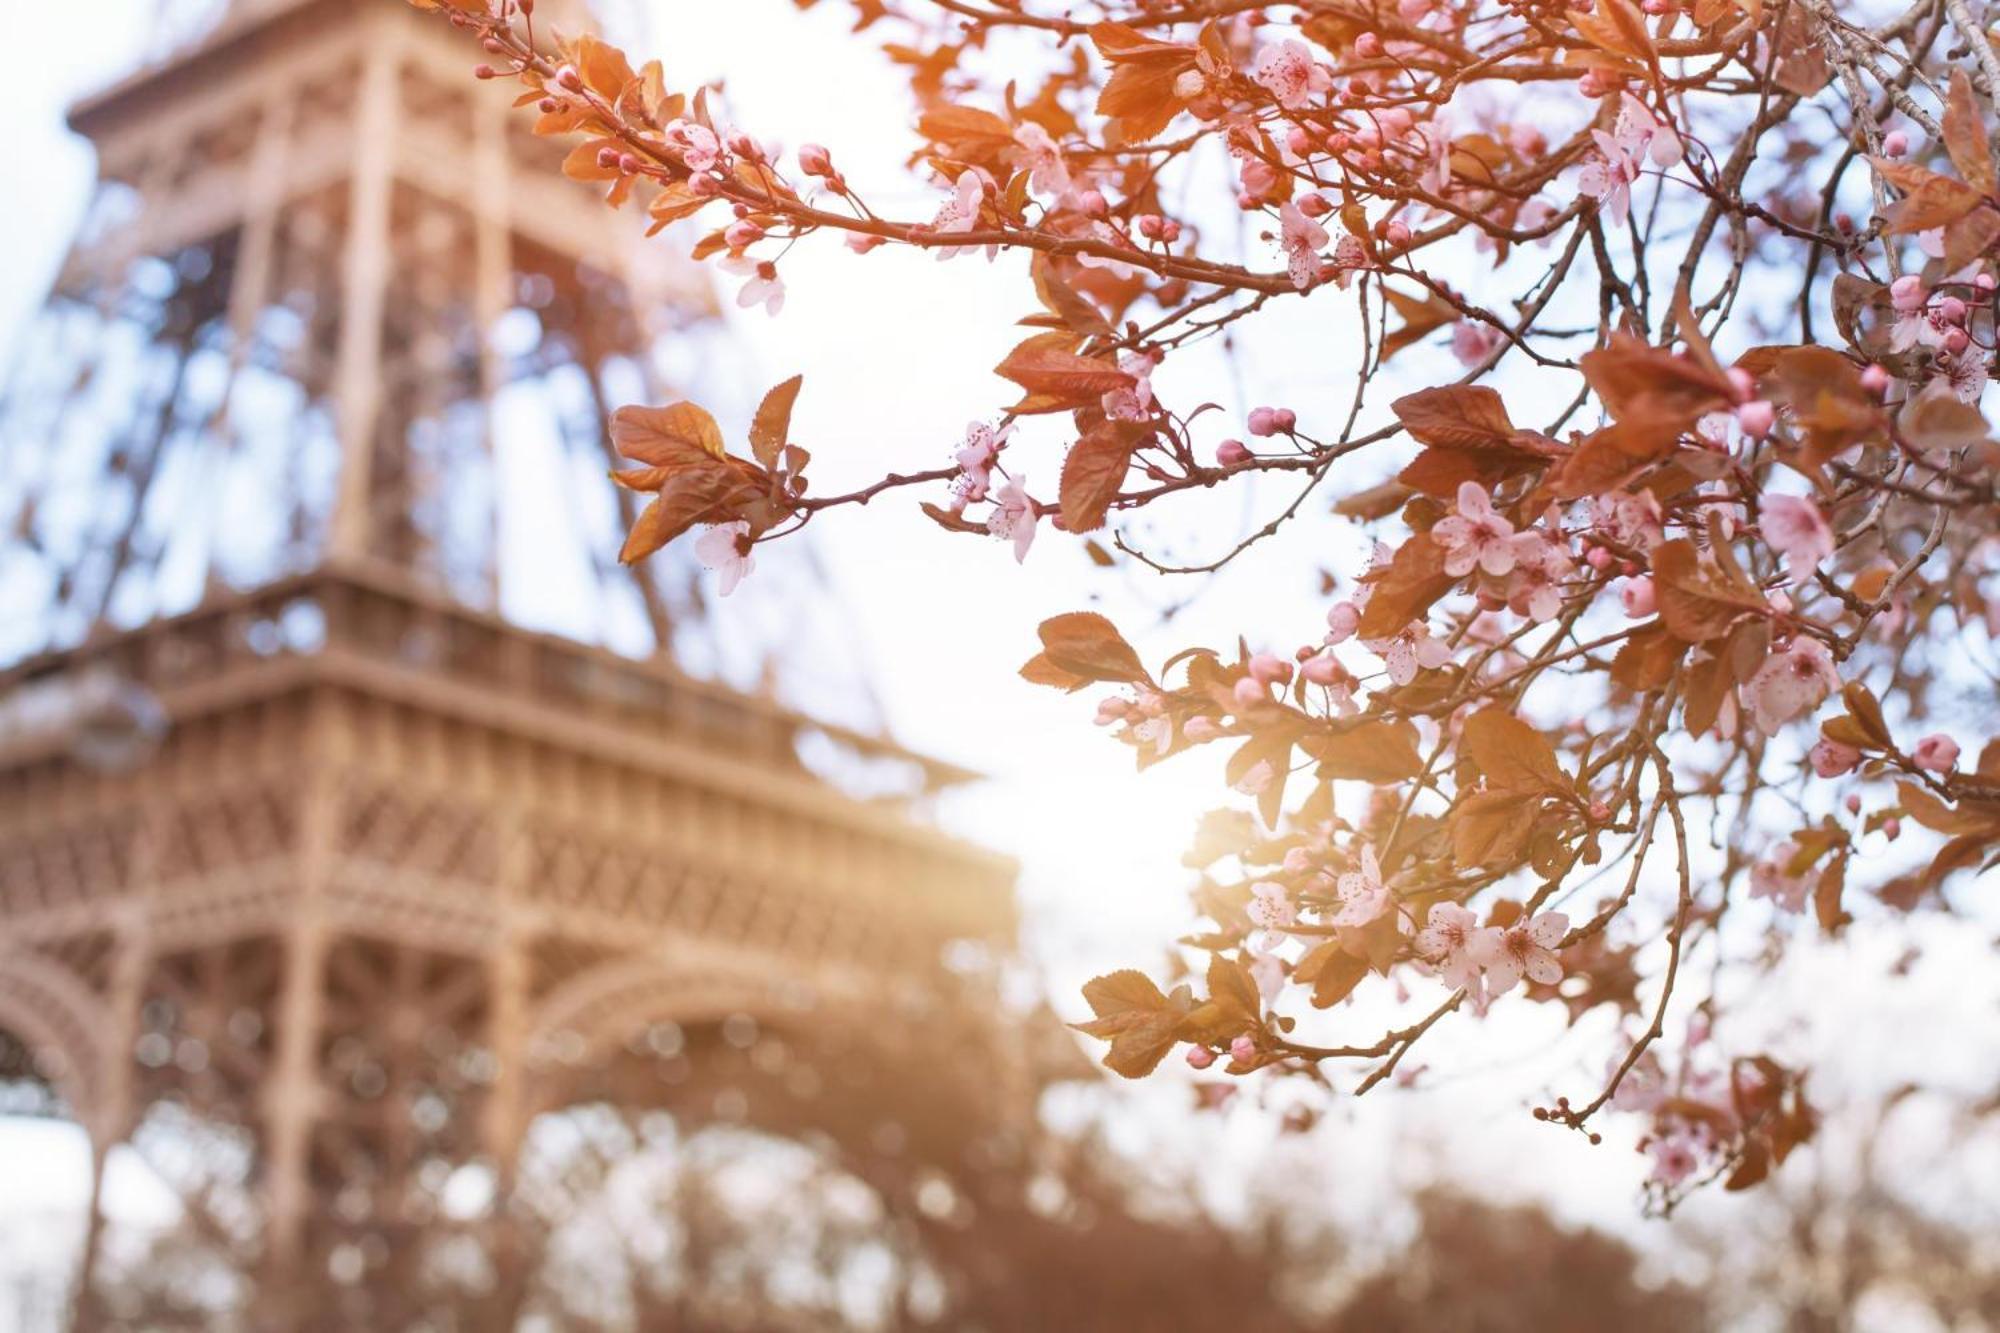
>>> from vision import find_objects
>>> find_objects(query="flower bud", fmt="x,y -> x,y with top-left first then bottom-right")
1298,193 -> 1332,218
1882,130 -> 1909,157
1912,733 -> 1960,772
1186,1045 -> 1216,1070
1094,697 -> 1131,726
1301,653 -> 1343,686
798,143 -> 834,176
1620,576 -> 1657,618
1229,1034 -> 1258,1065
1078,189 -> 1109,218
1217,439 -> 1252,466
1939,295 -> 1969,325
1809,739 -> 1862,778
555,64 -> 583,92
1890,274 -> 1926,312
1945,326 -> 1972,354
1232,676 -> 1269,709
1383,221 -> 1411,248
1860,363 -> 1891,397
1354,31 -> 1384,58
1247,407 -> 1281,437
1183,717 -> 1223,743
1248,652 -> 1294,686
1844,793 -> 1863,814
688,174 -> 721,197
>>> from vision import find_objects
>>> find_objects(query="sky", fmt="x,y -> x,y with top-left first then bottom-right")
2,1 -> 1998,1323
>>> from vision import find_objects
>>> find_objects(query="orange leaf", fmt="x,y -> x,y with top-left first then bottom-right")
1059,421 -> 1146,532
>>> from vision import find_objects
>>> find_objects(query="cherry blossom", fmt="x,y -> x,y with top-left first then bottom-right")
1331,845 -> 1391,926
1578,131 -> 1638,224
1011,120 -> 1072,198
1467,911 -> 1568,997
987,473 -> 1038,561
1613,92 -> 1685,168
1413,903 -> 1484,996
1504,531 -> 1575,622
663,118 -> 720,172
1760,494 -> 1835,584
1278,202 -> 1329,291
1809,739 -> 1861,777
1433,482 -> 1524,577
1749,842 -> 1809,913
1743,636 -> 1840,734
1252,38 -> 1331,110
694,520 -> 756,596
930,171 -> 990,260
1247,880 -> 1298,943
953,420 -> 1014,505
1451,319 -> 1506,367
1365,621 -> 1452,686
719,256 -> 785,315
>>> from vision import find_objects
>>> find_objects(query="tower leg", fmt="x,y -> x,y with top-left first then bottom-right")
67,1141 -> 108,1333
256,919 -> 326,1330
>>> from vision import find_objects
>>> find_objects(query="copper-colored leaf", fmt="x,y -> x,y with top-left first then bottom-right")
1304,717 -> 1424,783
1943,70 -> 1997,197
612,401 -> 728,465
1462,708 -> 1569,794
1871,158 -> 1984,234
995,332 -> 1134,408
749,375 -> 803,469
1034,611 -> 1151,684
1652,539 -> 1766,642
1059,422 -> 1145,532
1354,533 -> 1458,640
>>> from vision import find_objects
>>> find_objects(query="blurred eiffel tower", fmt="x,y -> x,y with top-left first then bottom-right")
0,2 -> 1026,1328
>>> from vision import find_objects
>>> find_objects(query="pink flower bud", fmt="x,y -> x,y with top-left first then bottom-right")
1860,364 -> 1891,397
1094,697 -> 1132,726
799,143 -> 834,176
1587,546 -> 1615,572
1844,793 -> 1863,814
1383,221 -> 1411,248
1378,108 -> 1414,136
846,233 -> 885,255
1884,817 -> 1902,840
725,220 -> 764,248
1809,739 -> 1862,778
1229,1034 -> 1259,1064
1217,439 -> 1252,466
1286,126 -> 1316,157
1912,733 -> 1960,772
688,174 -> 721,198
1174,68 -> 1208,100
1726,366 -> 1756,402
1620,576 -> 1657,618
1078,189 -> 1109,218
555,64 -> 584,92
1978,272 -> 1998,293
1247,407 -> 1281,437
1354,31 -> 1384,57
1186,1045 -> 1216,1070
727,130 -> 759,158
1248,652 -> 1294,685
1298,193 -> 1332,217
1159,219 -> 1182,242
1945,326 -> 1971,354
1882,130 -> 1909,158
1232,676 -> 1268,709
1939,295 -> 1969,325
1735,400 -> 1776,438
1136,213 -> 1165,239
1890,274 -> 1926,312
1301,654 -> 1342,686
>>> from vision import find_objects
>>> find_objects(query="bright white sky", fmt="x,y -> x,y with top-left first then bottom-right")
2,2 -> 1997,1321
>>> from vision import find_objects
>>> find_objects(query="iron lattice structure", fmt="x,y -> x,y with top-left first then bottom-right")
0,2 -> 1028,1327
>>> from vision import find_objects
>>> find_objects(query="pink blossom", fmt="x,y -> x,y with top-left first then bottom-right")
694,521 -> 756,596
1595,490 -> 1665,552
1252,38 -> 1332,110
1233,759 -> 1276,795
1743,636 -> 1840,733
1504,530 -> 1575,622
1749,841 -> 1809,912
719,256 -> 785,315
1760,494 -> 1835,584
1451,319 -> 1506,367
953,420 -> 1014,502
1912,733 -> 1961,772
1413,902 -> 1484,996
987,473 -> 1038,561
1101,350 -> 1157,422
1467,910 -> 1568,996
1011,120 -> 1072,198
930,171 -> 991,260
1186,1045 -> 1215,1070
1248,880 -> 1298,943
1366,621 -> 1452,685
1809,738 -> 1862,777
1332,845 -> 1391,926
1279,201 -> 1330,290
1613,92 -> 1685,168
1578,130 -> 1638,224
664,119 -> 721,172
1648,1130 -> 1703,1185
1433,481 -> 1522,577
1229,1033 -> 1259,1065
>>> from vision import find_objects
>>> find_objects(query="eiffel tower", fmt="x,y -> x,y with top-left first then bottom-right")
0,2 -> 1023,1327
